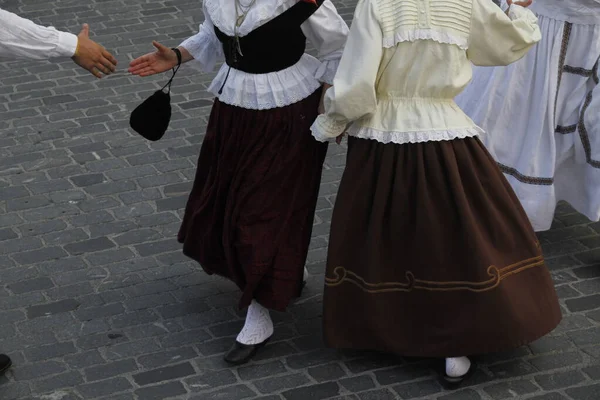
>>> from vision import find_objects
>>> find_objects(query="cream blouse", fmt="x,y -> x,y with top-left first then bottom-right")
311,0 -> 542,144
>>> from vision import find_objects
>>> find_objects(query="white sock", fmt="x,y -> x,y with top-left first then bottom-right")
445,357 -> 471,378
236,300 -> 274,345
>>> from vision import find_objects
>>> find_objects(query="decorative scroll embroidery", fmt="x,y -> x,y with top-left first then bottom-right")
325,255 -> 545,293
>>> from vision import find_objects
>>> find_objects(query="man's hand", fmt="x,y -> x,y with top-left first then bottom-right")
72,24 -> 117,78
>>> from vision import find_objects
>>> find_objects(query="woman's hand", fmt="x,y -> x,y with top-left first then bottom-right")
128,41 -> 179,77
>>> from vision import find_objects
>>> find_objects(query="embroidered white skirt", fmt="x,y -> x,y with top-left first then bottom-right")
456,14 -> 600,231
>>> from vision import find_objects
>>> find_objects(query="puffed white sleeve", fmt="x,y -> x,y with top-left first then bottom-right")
301,0 -> 349,84
178,2 -> 223,72
467,0 -> 541,66
0,8 -> 78,60
310,0 -> 382,142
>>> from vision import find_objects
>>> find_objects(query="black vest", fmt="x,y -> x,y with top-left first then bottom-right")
215,0 -> 324,74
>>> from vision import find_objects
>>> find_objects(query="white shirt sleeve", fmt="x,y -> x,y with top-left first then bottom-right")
301,0 -> 349,84
178,1 -> 223,72
310,0 -> 382,141
0,8 -> 78,60
467,0 -> 541,66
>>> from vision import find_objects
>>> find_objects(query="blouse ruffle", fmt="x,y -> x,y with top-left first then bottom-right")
207,54 -> 324,110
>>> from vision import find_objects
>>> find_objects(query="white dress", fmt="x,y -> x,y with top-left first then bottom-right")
456,0 -> 600,231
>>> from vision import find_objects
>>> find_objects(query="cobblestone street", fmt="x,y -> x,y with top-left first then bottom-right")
0,0 -> 599,399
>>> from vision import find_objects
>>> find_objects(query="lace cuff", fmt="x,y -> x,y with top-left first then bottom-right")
310,115 -> 347,142
179,23 -> 223,72
315,59 -> 340,85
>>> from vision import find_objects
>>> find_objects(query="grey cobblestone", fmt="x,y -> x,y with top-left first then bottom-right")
1,0 -> 599,400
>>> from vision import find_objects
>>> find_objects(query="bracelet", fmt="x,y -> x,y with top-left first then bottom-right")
171,47 -> 182,67
74,39 -> 80,57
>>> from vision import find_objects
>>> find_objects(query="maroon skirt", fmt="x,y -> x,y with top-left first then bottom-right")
178,89 -> 327,312
323,136 -> 561,357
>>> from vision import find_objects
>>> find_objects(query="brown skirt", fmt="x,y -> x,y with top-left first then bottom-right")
323,136 -> 561,357
178,90 -> 327,312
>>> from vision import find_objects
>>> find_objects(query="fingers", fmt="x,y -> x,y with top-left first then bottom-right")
129,55 -> 150,68
102,49 -> 118,67
128,61 -> 151,74
89,66 -> 103,79
80,23 -> 90,38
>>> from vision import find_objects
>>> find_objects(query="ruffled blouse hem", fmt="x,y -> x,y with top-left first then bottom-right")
347,125 -> 484,144
208,54 -> 324,110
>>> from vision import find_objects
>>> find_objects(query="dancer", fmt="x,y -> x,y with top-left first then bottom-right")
457,0 -> 600,231
130,0 -> 348,364
312,0 -> 561,388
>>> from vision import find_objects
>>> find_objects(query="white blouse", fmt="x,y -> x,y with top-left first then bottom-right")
180,0 -> 349,110
0,8 -> 78,60
311,0 -> 541,144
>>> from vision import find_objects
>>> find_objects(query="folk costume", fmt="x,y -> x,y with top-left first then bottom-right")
456,0 -> 600,231
311,0 -> 561,386
176,0 -> 348,364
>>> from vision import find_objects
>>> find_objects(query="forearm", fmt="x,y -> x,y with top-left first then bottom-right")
0,8 -> 78,60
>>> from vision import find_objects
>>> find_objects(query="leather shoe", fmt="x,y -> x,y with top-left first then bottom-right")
0,354 -> 12,375
224,337 -> 271,365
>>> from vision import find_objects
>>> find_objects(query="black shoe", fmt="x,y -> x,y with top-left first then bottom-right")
0,354 -> 12,375
440,360 -> 477,390
224,337 -> 271,365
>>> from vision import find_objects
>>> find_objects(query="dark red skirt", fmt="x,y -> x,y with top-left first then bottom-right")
178,90 -> 327,312
324,136 -> 561,357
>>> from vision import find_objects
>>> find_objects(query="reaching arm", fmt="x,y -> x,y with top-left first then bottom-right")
310,0 -> 383,141
0,7 -> 77,60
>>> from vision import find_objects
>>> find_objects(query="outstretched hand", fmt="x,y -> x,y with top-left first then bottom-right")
128,41 -> 179,77
72,24 -> 117,79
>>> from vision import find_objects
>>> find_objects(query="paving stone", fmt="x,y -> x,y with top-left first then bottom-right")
535,370 -> 586,390
64,237 -> 116,255
77,377 -> 133,398
528,352 -> 583,371
565,294 -> 600,312
374,365 -> 431,385
189,384 -> 256,400
483,379 -> 539,399
308,363 -> 347,382
132,362 -> 196,386
282,382 -> 340,400
84,359 -> 139,382
238,360 -> 287,380
339,375 -> 376,392
488,360 -> 537,378
26,299 -> 80,319
357,389 -> 397,400
23,341 -> 77,362
566,384 -> 600,400
254,373 -> 312,394
31,371 -> 84,393
134,381 -> 188,400
526,394 -> 569,400
8,277 -> 55,294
